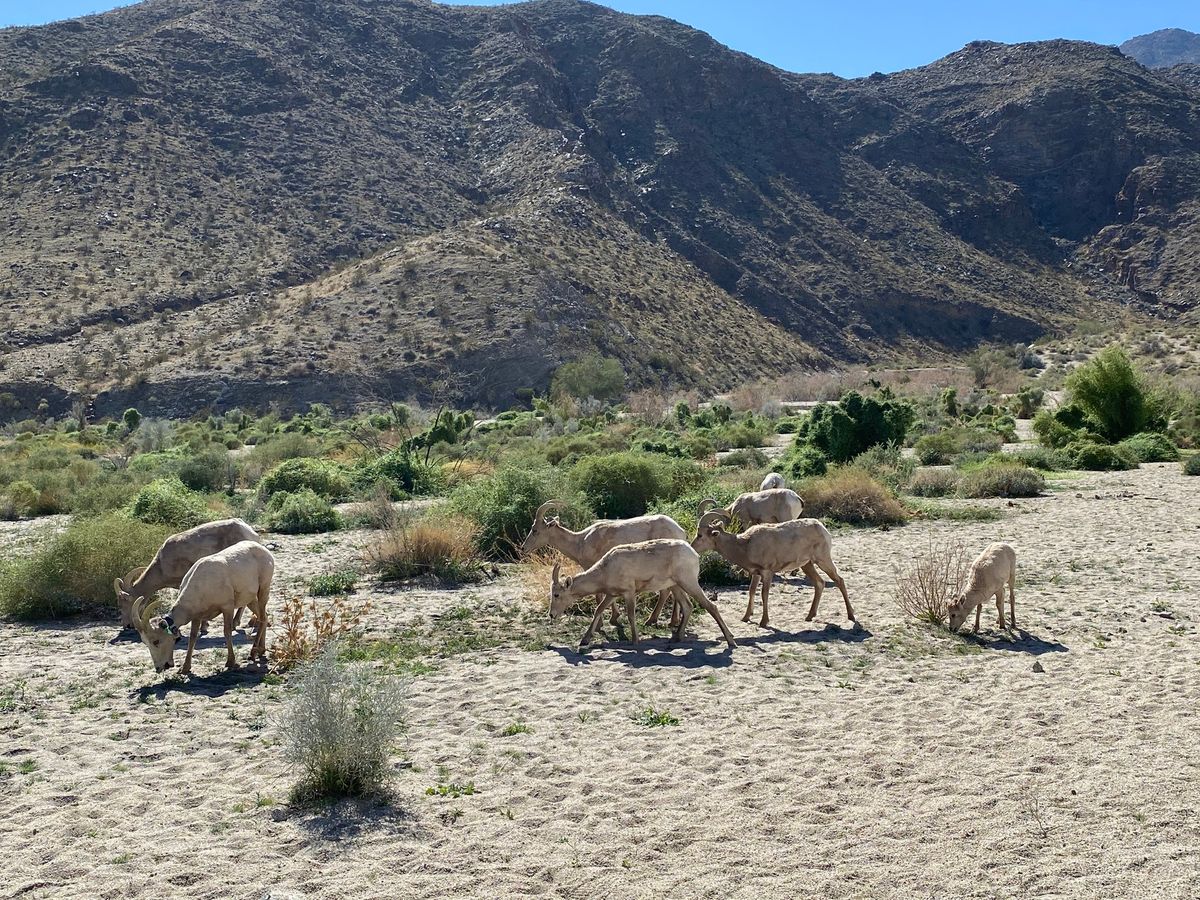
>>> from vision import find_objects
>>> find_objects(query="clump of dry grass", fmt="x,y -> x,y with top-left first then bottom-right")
517,550 -> 577,609
367,514 -> 483,583
893,537 -> 970,627
799,468 -> 909,526
441,458 -> 493,488
271,594 -> 372,672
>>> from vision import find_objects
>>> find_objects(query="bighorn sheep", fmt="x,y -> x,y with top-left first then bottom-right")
549,539 -> 737,649
760,472 -> 786,491
697,488 -> 803,529
131,541 -> 274,675
114,518 -> 261,628
521,501 -> 687,627
692,511 -> 853,627
948,543 -> 1016,633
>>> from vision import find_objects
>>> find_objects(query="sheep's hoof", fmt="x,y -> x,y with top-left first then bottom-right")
759,618 -> 769,628
805,613 -> 816,622
741,614 -> 751,623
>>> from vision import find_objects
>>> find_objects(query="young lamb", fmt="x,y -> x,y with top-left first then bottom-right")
760,472 -> 786,491
131,541 -> 274,675
114,518 -> 261,628
549,539 -> 737,649
691,511 -> 853,627
521,501 -> 688,627
948,543 -> 1017,633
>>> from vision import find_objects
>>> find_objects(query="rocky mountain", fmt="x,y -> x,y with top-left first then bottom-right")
0,1 -> 1197,419
1121,28 -> 1200,69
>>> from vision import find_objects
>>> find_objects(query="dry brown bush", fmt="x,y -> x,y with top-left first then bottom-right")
799,468 -> 909,526
893,537 -> 970,627
517,549 -> 577,609
271,594 -> 372,672
367,514 -> 482,583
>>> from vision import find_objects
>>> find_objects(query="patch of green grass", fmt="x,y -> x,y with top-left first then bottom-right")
308,568 -> 359,597
18,759 -> 38,774
500,721 -> 531,737
908,500 -> 1002,522
634,707 -> 680,727
427,781 -> 477,798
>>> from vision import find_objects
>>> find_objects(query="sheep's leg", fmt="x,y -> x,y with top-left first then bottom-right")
973,602 -> 981,634
581,597 -> 612,646
759,574 -> 772,628
181,622 -> 200,676
672,588 -> 686,628
606,593 -> 621,626
647,590 -> 669,627
817,556 -> 854,622
684,582 -> 736,649
671,589 -> 693,643
231,607 -> 244,631
803,562 -> 825,621
255,579 -> 271,660
744,574 -> 759,623
1008,574 -> 1017,630
223,610 -> 238,669
995,588 -> 1006,630
625,593 -> 640,645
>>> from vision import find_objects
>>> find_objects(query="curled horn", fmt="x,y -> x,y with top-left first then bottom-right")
534,500 -> 567,524
696,498 -> 721,518
131,596 -> 155,633
698,511 -> 730,534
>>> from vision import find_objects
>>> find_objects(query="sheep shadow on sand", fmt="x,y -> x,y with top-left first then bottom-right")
131,661 -> 270,701
735,622 -> 872,652
961,628 -> 1068,655
551,638 -> 735,670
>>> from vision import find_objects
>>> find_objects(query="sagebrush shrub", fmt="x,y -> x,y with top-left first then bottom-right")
130,477 -> 212,529
1117,432 -> 1180,463
263,489 -> 342,534
798,468 -> 908,526
368,515 -> 482,583
280,646 -> 405,802
957,461 -> 1044,498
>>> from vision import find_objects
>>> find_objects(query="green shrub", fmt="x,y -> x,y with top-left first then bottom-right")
178,448 -> 231,493
353,448 -> 444,498
958,461 -> 1044,498
794,390 -> 915,463
1009,447 -> 1071,471
263,489 -> 342,534
131,477 -> 211,529
571,452 -> 700,519
552,353 -> 626,402
1011,386 -> 1045,419
1183,455 -> 1200,476
1066,442 -> 1139,472
699,552 -> 747,586
915,428 -> 1004,465
848,444 -> 915,492
1066,346 -> 1167,442
4,480 -> 38,518
649,484 -> 737,536
0,513 -> 171,620
907,468 -> 959,498
259,458 -> 351,501
797,468 -> 908,526
309,569 -> 359,597
450,465 -> 589,560
719,448 -> 769,469
1117,432 -> 1180,463
781,443 -> 828,479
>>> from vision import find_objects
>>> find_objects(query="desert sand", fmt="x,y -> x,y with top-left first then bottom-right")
2,463 -> 1198,898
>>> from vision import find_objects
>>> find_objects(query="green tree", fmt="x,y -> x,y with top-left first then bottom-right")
1065,346 -> 1166,442
551,354 -> 626,403
123,407 -> 142,432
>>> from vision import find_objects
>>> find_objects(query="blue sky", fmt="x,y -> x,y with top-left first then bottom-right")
3,0 -> 1197,76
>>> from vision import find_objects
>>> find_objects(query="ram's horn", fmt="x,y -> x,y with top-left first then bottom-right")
131,596 -> 154,633
698,511 -> 731,533
534,500 -> 567,523
696,498 -> 721,517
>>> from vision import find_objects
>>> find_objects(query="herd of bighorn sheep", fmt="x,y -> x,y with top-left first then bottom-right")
115,471 -> 1016,677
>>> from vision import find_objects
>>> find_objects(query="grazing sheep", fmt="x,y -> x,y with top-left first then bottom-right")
114,518 -> 261,628
131,541 -> 274,675
948,543 -> 1016,633
760,472 -> 786,491
521,501 -> 688,627
697,488 -> 803,529
549,539 -> 737,649
692,511 -> 852,627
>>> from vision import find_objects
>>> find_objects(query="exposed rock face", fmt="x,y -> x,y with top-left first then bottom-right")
0,2 -> 1196,418
1121,28 -> 1200,69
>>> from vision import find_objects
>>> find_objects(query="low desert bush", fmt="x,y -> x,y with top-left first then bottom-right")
957,461 -> 1044,498
893,537 -> 970,627
1183,454 -> 1200,476
368,515 -> 482,583
263,489 -> 342,534
130,477 -> 212,529
719,448 -> 769,469
914,428 -> 1004,465
178,448 -> 231,493
793,390 -> 915,463
353,447 -> 445,498
309,568 -> 359,597
571,452 -> 702,519
797,468 -> 908,526
781,443 -> 828,479
280,645 -> 405,802
907,468 -> 959,497
1066,442 -> 1139,471
259,458 -> 351,502
271,594 -> 371,672
1009,446 -> 1070,471
1117,432 -> 1180,463
0,513 -> 171,620
849,444 -> 916,492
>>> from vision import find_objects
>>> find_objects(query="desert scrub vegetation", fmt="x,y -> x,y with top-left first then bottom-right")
787,389 -> 915,465
893,537 -> 970,627
258,457 -> 352,502
262,489 -> 342,534
1183,455 -> 1200,476
798,468 -> 908,526
368,514 -> 483,583
571,451 -> 704,518
271,594 -> 371,672
907,467 -> 959,498
308,568 -> 359,597
1064,442 -> 1139,472
0,513 -> 171,620
1117,432 -> 1180,463
957,460 -> 1045,499
914,427 -> 1004,465
130,476 -> 214,528
280,646 -> 405,803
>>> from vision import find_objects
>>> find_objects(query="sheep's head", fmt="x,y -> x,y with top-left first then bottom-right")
690,511 -> 730,553
520,501 -> 566,556
548,562 -> 575,621
947,593 -> 972,632
114,567 -> 148,628
132,597 -> 178,673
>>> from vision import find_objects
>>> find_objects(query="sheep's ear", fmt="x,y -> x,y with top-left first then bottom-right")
562,576 -> 572,589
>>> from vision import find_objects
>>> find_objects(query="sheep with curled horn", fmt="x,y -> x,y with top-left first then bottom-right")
521,500 -> 689,628
696,487 -> 804,531
548,539 -> 736,649
131,541 -> 274,676
692,510 -> 852,628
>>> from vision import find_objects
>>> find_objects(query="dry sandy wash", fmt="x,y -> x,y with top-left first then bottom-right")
2,464 -> 1198,898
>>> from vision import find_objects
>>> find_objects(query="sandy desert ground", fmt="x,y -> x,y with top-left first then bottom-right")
2,463 -> 1198,899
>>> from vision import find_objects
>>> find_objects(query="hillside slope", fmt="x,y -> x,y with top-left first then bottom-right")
0,1 -> 1194,417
